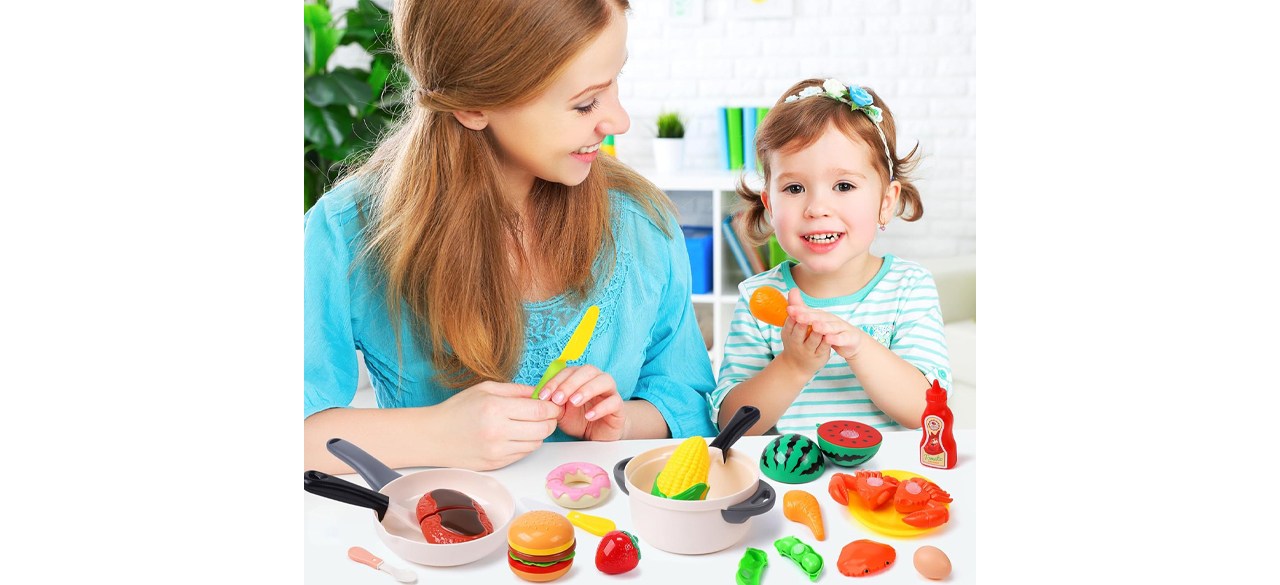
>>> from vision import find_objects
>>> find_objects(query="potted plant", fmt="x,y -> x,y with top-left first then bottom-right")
304,0 -> 409,212
653,111 -> 686,173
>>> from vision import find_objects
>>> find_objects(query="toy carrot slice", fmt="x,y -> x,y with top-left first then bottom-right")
783,490 -> 825,541
749,286 -> 788,327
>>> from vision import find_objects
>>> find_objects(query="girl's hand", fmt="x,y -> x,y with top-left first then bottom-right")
436,381 -> 563,470
786,288 -> 867,361
539,365 -> 625,441
777,291 -> 833,376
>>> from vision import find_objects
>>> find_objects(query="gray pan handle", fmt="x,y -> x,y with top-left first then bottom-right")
612,457 -> 633,495
326,438 -> 403,491
721,480 -> 775,524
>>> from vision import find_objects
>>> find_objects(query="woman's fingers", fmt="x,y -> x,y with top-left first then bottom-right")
582,390 -> 623,422
563,370 -> 616,409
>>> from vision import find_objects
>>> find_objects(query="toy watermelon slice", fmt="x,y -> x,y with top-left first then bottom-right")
816,420 -> 882,467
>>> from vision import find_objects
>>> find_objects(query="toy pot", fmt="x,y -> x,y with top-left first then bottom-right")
611,444 -> 774,555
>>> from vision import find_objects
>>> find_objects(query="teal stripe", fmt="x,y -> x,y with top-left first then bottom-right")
733,308 -> 753,317
725,363 -> 764,371
813,373 -> 856,381
780,409 -> 886,420
724,342 -> 763,348
726,331 -> 763,342
896,321 -> 945,339
802,385 -> 864,393
794,399 -> 873,406
891,344 -> 949,360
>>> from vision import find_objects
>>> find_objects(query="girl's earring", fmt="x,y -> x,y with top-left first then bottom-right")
878,223 -> 886,232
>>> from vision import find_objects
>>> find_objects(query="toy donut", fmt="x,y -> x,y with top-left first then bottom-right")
546,462 -> 611,509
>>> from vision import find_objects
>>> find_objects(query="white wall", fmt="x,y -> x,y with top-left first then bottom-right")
618,0 -> 975,259
325,0 -> 975,259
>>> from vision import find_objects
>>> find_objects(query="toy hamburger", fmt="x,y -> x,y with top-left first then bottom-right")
507,510 -> 575,582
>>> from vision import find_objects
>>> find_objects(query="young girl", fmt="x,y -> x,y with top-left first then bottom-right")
712,78 -> 951,436
304,0 -> 717,473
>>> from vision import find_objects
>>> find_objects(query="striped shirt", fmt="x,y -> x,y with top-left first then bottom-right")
712,256 -> 952,434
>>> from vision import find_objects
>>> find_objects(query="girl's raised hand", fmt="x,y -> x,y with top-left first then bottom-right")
786,288 -> 867,361
538,365 -> 625,441
435,380 -> 563,470
777,289 -> 832,376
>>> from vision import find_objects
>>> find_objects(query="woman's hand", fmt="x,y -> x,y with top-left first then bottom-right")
786,288 -> 867,361
539,365 -> 625,441
435,381 -> 563,470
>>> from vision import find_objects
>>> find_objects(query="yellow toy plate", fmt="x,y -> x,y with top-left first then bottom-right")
844,469 -> 950,537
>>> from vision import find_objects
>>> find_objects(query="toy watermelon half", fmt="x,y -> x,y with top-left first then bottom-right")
816,420 -> 882,467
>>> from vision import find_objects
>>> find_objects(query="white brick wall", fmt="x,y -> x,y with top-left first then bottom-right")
618,0 -> 976,259
326,0 -> 975,259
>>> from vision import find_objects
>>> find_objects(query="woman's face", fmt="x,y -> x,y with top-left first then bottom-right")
483,9 -> 630,195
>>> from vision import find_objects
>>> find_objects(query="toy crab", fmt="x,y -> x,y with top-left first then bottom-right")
894,477 -> 952,528
828,471 -> 899,511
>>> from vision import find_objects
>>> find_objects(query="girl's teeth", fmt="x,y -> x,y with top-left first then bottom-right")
575,143 -> 601,154
804,233 -> 840,243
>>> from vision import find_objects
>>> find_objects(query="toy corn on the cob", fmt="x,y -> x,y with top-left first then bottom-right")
651,436 -> 710,500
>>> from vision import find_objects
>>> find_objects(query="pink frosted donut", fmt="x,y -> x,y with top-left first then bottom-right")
545,462 -> 611,509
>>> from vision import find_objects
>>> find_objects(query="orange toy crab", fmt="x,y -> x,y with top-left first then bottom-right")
829,471 -> 899,511
894,477 -> 952,528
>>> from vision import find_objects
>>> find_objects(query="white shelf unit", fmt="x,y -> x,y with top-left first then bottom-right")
633,167 -> 765,373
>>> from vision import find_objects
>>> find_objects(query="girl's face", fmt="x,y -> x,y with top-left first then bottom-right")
763,122 -> 898,280
482,10 -> 630,196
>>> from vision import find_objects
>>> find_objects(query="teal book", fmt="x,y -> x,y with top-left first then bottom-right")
722,214 -> 752,277
717,106 -> 731,170
742,107 -> 757,172
726,107 -> 744,170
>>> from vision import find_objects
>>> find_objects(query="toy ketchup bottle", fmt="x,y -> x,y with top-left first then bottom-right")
919,379 -> 957,469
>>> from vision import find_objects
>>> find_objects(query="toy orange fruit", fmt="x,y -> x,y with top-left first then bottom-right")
749,286 -> 788,327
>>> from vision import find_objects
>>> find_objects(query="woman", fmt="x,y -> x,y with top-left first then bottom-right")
304,0 -> 716,473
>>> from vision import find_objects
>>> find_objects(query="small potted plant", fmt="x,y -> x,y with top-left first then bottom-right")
653,111 -> 686,173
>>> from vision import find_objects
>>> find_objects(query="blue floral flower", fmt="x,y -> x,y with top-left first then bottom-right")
848,86 -> 873,107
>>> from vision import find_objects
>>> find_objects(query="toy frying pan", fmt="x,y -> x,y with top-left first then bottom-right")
303,438 -> 514,566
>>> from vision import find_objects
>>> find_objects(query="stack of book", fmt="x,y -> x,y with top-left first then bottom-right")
717,106 -> 771,171
721,212 -> 794,278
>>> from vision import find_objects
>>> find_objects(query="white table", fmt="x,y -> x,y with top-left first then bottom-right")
305,430 -> 975,583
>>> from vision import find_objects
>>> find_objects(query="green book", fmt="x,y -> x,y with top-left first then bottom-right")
726,107 -> 744,170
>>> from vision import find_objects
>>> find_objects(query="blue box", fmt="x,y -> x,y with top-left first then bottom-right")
682,226 -> 713,294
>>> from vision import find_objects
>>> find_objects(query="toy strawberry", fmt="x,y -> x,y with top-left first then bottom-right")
595,530 -> 641,575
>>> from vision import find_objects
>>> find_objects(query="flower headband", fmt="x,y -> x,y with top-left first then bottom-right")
784,79 -> 894,180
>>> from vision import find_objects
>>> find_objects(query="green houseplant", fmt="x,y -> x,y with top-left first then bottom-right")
652,111 -> 686,173
304,0 -> 409,212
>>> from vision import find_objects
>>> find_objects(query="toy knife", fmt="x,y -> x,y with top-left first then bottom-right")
531,305 -> 599,399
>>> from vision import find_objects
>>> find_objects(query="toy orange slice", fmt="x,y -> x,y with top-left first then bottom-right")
749,286 -> 788,327
843,470 -> 950,537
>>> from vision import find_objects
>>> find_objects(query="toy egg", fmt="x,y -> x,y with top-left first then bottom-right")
759,434 -> 825,484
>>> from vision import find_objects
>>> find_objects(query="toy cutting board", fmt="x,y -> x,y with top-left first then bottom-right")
844,469 -> 950,537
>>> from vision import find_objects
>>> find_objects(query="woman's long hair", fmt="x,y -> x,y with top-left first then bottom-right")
341,0 -> 672,389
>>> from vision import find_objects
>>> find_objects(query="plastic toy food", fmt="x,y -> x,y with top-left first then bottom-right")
775,536 -> 823,582
594,530 -> 641,575
783,490 -> 825,541
749,286 -> 788,327
760,434 -> 825,484
894,477 -> 953,528
920,379 -> 958,469
507,511 -> 576,582
829,471 -> 899,510
837,539 -> 896,577
414,488 -> 495,544
566,510 -> 615,537
651,436 -> 710,500
545,462 -> 611,509
913,546 -> 952,580
736,547 -> 769,585
816,420 -> 883,467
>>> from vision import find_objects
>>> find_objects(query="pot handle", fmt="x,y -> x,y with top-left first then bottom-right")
612,457 -> 633,495
304,470 -> 391,520
721,480 -> 775,524
326,438 -> 404,492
